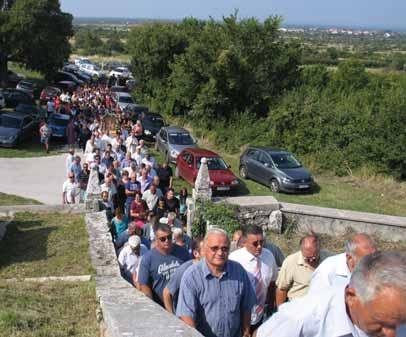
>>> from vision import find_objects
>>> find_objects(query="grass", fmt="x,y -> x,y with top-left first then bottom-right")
0,137 -> 61,158
267,229 -> 406,258
0,213 -> 94,279
0,193 -> 41,206
0,281 -> 98,337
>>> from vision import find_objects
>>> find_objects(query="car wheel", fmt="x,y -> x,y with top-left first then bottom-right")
270,179 -> 281,193
239,165 -> 248,179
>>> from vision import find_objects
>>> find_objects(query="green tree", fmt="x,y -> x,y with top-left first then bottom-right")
0,0 -> 73,85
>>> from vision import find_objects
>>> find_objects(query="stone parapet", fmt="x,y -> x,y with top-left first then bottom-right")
85,210 -> 203,337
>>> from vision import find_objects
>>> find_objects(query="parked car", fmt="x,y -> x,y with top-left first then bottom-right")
48,113 -> 70,138
53,71 -> 83,86
79,63 -> 104,78
0,90 -> 5,109
16,80 -> 36,98
155,126 -> 197,163
0,112 -> 35,147
7,70 -> 25,86
140,112 -> 165,141
15,103 -> 47,122
39,86 -> 61,105
110,85 -> 128,93
53,81 -> 77,94
109,66 -> 132,78
63,65 -> 92,83
176,148 -> 239,193
74,57 -> 92,67
2,89 -> 34,108
112,92 -> 138,111
239,147 -> 313,193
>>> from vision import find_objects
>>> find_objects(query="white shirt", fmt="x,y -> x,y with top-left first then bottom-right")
118,244 -> 148,274
62,180 -> 77,203
229,247 -> 278,324
308,253 -> 351,295
257,285 -> 369,337
66,154 -> 74,175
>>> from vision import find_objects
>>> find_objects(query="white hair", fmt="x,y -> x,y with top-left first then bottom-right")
344,233 -> 376,257
349,251 -> 406,304
204,228 -> 230,245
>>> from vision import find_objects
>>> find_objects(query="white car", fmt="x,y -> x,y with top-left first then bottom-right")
79,63 -> 104,78
0,90 -> 5,109
109,67 -> 132,78
74,57 -> 92,67
112,92 -> 137,111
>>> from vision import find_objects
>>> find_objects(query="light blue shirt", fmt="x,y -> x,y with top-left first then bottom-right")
176,259 -> 256,337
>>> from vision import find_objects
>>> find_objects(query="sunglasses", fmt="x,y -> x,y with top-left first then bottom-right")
304,256 -> 319,263
251,240 -> 264,248
69,176 -> 74,179
208,246 -> 229,253
158,234 -> 172,243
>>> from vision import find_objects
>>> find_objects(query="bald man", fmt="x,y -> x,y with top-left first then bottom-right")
275,234 -> 328,307
308,233 -> 377,295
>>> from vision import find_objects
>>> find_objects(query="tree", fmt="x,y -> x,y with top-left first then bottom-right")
0,0 -> 73,85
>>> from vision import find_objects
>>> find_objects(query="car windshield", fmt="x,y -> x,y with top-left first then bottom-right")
168,132 -> 194,145
270,153 -> 302,169
196,157 -> 228,170
19,82 -> 33,89
119,96 -> 134,104
49,117 -> 69,127
144,116 -> 164,128
0,116 -> 21,128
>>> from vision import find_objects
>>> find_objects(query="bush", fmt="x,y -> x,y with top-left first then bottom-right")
192,201 -> 240,238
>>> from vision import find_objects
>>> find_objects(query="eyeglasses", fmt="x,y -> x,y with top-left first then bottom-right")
158,234 -> 172,243
208,246 -> 229,253
251,240 -> 264,248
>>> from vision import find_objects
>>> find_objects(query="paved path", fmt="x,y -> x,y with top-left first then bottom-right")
0,154 -> 68,204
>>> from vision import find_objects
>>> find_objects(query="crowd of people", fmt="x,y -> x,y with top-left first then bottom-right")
56,82 -> 406,337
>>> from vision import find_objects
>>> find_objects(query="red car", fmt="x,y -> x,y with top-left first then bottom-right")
175,148 -> 239,192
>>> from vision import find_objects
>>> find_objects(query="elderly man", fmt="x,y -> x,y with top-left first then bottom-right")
176,228 -> 256,337
163,237 -> 204,314
118,235 -> 147,286
62,172 -> 77,204
138,223 -> 190,306
255,251 -> 406,337
229,225 -> 278,332
308,233 -> 377,294
275,234 -> 328,307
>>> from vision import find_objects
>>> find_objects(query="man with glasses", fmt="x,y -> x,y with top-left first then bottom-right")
229,226 -> 278,333
62,173 -> 77,204
275,234 -> 328,308
176,228 -> 256,337
138,223 -> 190,306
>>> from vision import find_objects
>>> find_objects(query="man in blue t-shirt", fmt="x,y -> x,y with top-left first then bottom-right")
125,173 -> 141,215
163,237 -> 204,314
138,223 -> 190,306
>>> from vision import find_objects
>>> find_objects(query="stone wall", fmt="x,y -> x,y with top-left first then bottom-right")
85,211 -> 203,337
224,197 -> 406,242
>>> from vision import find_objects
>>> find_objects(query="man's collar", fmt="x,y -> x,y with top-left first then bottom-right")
202,259 -> 228,279
297,251 -> 306,266
336,253 -> 352,278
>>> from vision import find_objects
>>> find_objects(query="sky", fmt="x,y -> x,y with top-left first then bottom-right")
60,0 -> 406,30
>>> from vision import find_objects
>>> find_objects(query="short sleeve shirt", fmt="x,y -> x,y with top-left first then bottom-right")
157,166 -> 173,189
125,180 -> 141,205
176,259 -> 256,337
276,250 -> 329,300
166,259 -> 194,310
138,246 -> 190,305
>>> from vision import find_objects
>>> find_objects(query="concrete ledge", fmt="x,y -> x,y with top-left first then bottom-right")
225,196 -> 280,209
85,210 -> 203,337
0,204 -> 86,216
97,276 -> 203,337
281,202 -> 406,242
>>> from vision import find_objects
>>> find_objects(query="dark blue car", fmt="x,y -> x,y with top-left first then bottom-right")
48,113 -> 70,138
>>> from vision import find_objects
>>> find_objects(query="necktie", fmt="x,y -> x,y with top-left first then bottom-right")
254,257 -> 265,316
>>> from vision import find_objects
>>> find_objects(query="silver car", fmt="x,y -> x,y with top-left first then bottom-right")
155,126 -> 197,163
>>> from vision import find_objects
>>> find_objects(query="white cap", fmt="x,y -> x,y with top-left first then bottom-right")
159,217 -> 168,225
128,235 -> 141,248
